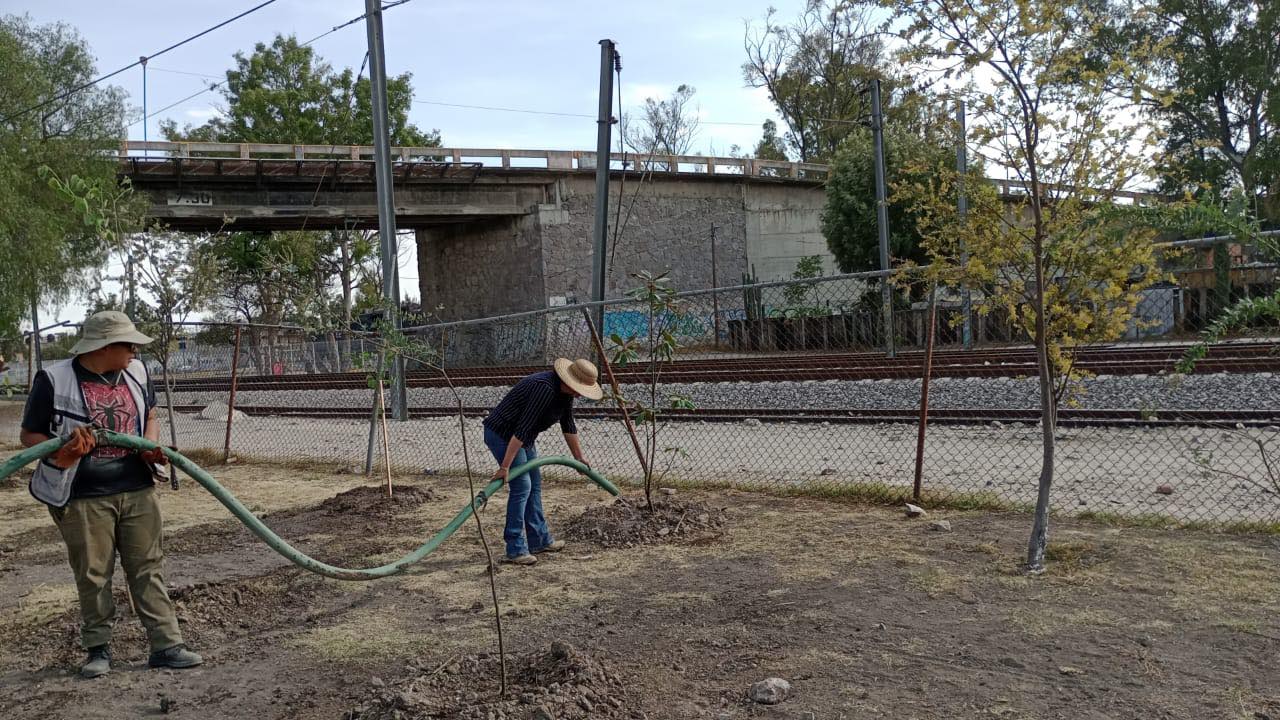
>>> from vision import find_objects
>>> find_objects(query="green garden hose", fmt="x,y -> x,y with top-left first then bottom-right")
0,430 -> 620,581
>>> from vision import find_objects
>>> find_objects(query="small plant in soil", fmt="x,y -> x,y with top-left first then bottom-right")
607,271 -> 695,512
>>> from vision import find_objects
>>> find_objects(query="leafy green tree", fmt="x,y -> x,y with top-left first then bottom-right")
822,126 -> 964,273
0,15 -> 127,345
875,0 -> 1185,571
1115,0 -> 1278,222
753,120 -> 790,161
742,1 -> 929,162
161,34 -> 438,148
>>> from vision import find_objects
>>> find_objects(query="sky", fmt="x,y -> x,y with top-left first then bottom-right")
5,0 -> 812,329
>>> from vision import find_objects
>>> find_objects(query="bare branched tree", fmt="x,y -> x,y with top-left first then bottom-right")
624,84 -> 700,165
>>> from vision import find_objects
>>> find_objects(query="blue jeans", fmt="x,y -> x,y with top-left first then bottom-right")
483,426 -> 554,558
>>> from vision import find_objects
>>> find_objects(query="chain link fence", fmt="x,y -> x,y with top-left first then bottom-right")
3,260 -> 1278,529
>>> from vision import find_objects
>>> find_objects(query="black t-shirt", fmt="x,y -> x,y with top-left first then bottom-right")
21,359 -> 157,498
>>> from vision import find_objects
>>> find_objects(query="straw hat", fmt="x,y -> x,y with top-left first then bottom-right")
553,358 -> 604,400
70,311 -> 154,355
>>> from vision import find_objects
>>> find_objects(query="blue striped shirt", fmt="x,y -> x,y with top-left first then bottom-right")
483,370 -> 577,446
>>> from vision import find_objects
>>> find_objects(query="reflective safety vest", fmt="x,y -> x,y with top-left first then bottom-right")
28,358 -> 149,507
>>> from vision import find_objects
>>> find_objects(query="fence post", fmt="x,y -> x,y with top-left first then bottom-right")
222,325 -> 243,463
912,285 -> 939,502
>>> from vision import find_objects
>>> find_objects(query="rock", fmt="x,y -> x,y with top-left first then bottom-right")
198,401 -> 247,422
803,713 -> 817,720
928,520 -> 952,532
159,696 -> 176,714
1155,484 -> 1174,495
749,677 -> 791,705
661,487 -> 676,496
905,503 -> 927,518
1059,666 -> 1085,676
550,640 -> 573,660
1236,423 -> 1247,430
531,706 -> 555,720
577,698 -> 593,712
370,677 -> 385,688
743,418 -> 762,427
990,420 -> 1004,429
818,468 -> 837,476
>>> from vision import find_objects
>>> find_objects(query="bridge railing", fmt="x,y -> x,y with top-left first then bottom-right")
118,140 -> 1164,201
119,140 -> 831,179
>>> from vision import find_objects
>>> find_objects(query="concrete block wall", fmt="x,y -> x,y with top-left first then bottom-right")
414,173 -> 833,323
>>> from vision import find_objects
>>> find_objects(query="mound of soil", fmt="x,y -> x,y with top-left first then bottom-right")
318,484 -> 436,517
346,641 -> 639,719
561,494 -> 727,548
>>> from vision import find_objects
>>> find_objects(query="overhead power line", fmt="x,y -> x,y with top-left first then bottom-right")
1,0 -> 281,124
128,2 -> 412,129
411,98 -> 761,126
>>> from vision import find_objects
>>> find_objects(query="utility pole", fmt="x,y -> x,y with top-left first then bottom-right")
590,39 -> 617,336
140,55 -> 148,157
365,0 -> 405,420
957,100 -> 972,349
710,223 -> 721,349
871,79 -> 895,357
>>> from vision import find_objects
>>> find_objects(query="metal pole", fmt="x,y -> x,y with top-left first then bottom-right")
30,293 -> 42,373
957,100 -> 972,349
912,284 -> 938,502
140,56 -> 148,156
710,223 -> 721,349
222,325 -> 242,463
871,79 -> 895,357
365,0 -> 405,420
590,39 -> 617,337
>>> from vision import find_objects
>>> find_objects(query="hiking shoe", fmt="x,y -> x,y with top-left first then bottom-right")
81,645 -> 111,679
503,553 -> 538,566
148,644 -> 203,669
531,540 -> 566,554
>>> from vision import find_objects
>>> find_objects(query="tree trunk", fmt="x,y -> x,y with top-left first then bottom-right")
1026,219 -> 1055,571
1026,325 -> 1057,571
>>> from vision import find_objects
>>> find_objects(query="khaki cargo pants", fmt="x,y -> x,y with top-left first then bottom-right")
49,487 -> 183,652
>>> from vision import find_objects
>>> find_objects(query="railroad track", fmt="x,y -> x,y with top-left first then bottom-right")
164,341 -> 1280,392
175,404 -> 1280,428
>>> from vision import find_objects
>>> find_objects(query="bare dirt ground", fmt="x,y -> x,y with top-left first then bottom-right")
0,457 -> 1278,719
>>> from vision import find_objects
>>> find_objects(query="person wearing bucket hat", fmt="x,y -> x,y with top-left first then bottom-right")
483,358 -> 604,565
18,311 -> 202,678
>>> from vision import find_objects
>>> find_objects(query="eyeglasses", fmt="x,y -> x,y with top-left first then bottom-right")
111,342 -> 139,354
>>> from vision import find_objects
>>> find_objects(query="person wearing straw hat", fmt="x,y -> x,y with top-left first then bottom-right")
18,311 -> 202,678
483,358 -> 604,566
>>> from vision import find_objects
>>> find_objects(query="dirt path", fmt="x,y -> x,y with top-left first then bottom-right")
0,462 -> 1277,718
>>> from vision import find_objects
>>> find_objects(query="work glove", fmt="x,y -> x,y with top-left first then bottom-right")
50,426 -> 96,469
